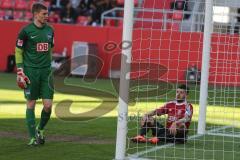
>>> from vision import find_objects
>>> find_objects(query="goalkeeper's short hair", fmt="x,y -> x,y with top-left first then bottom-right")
32,2 -> 47,14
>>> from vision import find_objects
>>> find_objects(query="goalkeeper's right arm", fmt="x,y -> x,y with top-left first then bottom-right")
15,47 -> 30,89
15,47 -> 23,68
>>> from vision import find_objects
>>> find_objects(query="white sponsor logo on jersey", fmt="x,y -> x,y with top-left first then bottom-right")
37,43 -> 49,52
168,116 -> 177,122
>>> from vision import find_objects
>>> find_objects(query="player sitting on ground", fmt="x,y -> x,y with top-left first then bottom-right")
131,84 -> 193,144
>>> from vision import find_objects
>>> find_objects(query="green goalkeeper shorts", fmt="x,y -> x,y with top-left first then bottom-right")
24,67 -> 54,100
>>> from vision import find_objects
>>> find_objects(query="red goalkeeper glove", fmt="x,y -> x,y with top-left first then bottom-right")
16,68 -> 30,89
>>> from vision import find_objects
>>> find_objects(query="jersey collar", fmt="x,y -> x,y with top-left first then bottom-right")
32,22 -> 46,30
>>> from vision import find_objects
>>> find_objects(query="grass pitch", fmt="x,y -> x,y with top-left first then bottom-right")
0,72 -> 239,160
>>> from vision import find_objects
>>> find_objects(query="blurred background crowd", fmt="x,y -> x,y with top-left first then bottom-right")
0,0 -> 126,26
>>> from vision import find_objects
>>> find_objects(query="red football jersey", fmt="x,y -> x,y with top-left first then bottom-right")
155,100 -> 193,129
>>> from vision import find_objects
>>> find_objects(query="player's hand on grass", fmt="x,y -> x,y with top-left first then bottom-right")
169,122 -> 177,135
140,115 -> 148,127
140,115 -> 154,127
16,68 -> 30,89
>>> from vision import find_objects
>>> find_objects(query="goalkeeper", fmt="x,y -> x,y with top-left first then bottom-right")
132,84 -> 193,144
15,2 -> 54,146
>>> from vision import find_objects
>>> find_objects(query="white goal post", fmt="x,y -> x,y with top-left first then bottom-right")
115,0 -> 135,160
197,0 -> 213,135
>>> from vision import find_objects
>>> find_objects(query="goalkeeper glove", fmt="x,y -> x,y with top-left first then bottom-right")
16,68 -> 30,89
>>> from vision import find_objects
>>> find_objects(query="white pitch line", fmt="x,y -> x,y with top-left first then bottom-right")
206,126 -> 232,134
127,158 -> 152,160
127,126 -> 231,159
207,132 -> 240,138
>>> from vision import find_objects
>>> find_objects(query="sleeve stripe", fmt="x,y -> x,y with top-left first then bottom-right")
15,47 -> 24,68
185,103 -> 192,116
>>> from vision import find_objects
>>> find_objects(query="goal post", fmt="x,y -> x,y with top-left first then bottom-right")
115,0 -> 134,159
197,0 -> 213,135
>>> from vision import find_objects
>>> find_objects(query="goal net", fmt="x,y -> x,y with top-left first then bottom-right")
115,0 -> 240,159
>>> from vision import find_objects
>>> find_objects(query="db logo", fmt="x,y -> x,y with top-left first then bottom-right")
37,43 -> 48,52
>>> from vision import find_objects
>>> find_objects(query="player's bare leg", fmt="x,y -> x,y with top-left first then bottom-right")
36,99 -> 52,144
26,100 -> 38,146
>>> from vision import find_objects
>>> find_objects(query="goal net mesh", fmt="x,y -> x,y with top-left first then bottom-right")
125,0 -> 240,159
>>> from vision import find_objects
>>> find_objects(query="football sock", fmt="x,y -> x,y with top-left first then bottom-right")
39,108 -> 51,130
26,108 -> 36,138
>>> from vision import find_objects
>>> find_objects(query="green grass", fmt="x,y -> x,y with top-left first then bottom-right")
127,134 -> 240,160
0,72 -> 240,160
0,138 -> 115,160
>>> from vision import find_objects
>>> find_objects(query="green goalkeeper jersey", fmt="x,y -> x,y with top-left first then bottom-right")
16,23 -> 54,68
